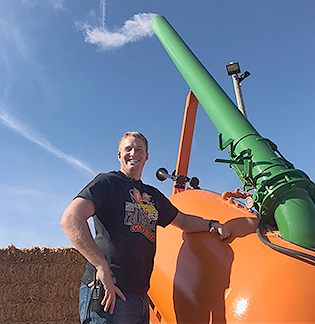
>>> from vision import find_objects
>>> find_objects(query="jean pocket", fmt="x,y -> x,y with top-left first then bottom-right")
79,282 -> 92,323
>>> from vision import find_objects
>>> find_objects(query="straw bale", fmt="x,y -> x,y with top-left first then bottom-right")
0,245 -> 87,323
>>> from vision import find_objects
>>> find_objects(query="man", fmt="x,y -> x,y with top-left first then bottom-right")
61,131 -> 231,324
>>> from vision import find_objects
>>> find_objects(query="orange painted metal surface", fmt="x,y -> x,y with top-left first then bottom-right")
148,189 -> 315,323
173,90 -> 198,195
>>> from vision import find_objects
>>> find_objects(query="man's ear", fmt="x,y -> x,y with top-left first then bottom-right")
146,152 -> 149,161
117,151 -> 121,159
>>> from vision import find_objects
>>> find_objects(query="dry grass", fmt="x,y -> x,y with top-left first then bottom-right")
0,244 -> 86,324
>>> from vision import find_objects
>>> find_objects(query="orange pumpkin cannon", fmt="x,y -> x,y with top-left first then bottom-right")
147,16 -> 315,324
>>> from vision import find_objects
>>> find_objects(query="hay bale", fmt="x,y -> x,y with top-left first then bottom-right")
0,244 -> 86,324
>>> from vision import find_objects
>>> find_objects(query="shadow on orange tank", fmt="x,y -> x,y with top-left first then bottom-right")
173,217 -> 257,323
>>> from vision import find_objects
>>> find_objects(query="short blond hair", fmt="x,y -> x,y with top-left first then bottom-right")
118,131 -> 148,152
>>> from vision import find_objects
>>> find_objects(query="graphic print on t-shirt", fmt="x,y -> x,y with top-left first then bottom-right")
124,188 -> 158,242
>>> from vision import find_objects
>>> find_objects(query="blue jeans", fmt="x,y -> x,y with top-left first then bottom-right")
79,282 -> 149,324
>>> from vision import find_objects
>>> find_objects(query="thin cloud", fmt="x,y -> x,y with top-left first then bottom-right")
0,107 -> 95,175
21,0 -> 68,13
0,2 -> 61,110
77,11 -> 157,51
0,183 -> 71,248
100,0 -> 106,28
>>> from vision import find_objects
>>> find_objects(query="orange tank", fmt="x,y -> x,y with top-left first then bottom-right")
148,189 -> 315,323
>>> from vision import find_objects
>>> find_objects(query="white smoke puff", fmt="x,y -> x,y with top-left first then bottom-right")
82,13 -> 157,51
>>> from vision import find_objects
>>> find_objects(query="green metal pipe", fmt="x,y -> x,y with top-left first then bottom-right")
152,15 -> 315,247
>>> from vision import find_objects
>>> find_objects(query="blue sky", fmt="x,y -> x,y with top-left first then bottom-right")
0,0 -> 314,248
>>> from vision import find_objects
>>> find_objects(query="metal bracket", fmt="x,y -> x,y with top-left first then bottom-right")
218,133 -> 234,152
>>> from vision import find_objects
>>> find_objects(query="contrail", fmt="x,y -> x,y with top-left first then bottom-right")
100,0 -> 106,28
0,107 -> 95,175
76,0 -> 157,51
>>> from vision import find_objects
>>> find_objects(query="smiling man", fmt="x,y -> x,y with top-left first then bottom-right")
117,132 -> 148,181
61,131 -> 231,324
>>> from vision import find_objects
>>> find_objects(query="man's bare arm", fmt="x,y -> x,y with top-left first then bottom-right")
60,197 -> 125,314
171,211 -> 231,240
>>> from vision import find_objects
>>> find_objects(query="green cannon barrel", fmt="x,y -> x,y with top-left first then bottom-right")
152,15 -> 315,247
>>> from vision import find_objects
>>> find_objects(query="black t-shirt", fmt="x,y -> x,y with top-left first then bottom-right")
76,171 -> 178,294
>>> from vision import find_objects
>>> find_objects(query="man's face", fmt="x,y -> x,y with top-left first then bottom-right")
118,136 -> 148,180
